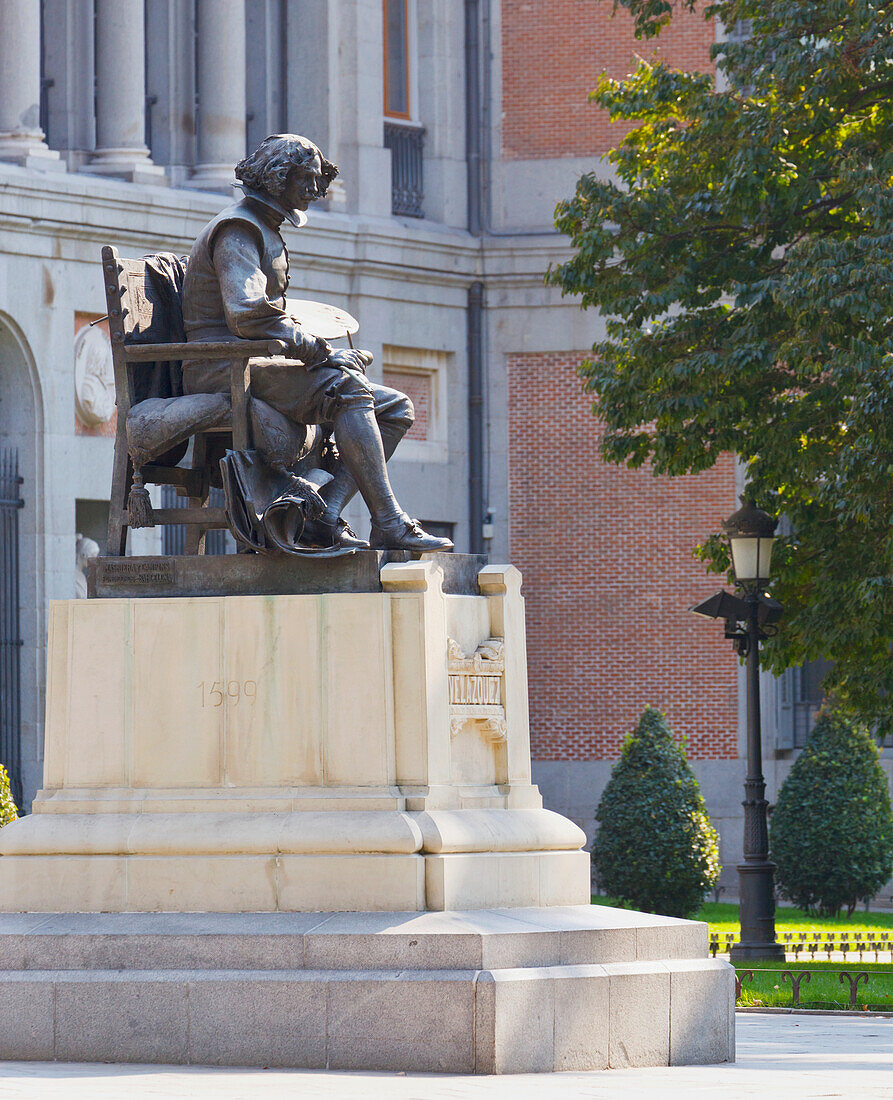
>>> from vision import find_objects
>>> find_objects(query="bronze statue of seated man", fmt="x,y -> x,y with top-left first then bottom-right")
181,133 -> 452,553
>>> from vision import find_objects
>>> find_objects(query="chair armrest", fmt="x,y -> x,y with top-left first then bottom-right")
123,339 -> 288,362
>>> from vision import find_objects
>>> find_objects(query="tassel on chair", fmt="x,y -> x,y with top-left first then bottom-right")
127,470 -> 155,529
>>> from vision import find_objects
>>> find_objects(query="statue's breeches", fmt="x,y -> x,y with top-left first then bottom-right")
183,356 -> 413,432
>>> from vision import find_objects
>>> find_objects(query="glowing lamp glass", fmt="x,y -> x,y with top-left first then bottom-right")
729,534 -> 775,585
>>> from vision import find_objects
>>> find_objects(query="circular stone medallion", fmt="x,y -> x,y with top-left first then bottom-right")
74,324 -> 115,426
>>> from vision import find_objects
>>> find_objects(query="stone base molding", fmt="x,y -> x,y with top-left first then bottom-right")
182,165 -> 240,193
0,138 -> 64,171
80,148 -> 167,186
0,813 -> 588,912
0,908 -> 735,1072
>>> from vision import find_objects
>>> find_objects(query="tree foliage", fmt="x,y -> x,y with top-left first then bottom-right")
592,706 -> 721,917
0,765 -> 17,829
770,711 -> 893,915
548,0 -> 893,730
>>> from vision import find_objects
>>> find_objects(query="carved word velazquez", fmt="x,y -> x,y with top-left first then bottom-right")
447,637 -> 507,743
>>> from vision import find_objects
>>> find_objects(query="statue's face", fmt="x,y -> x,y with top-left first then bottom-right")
282,152 -> 325,211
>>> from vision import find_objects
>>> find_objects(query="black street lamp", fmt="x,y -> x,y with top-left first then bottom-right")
692,499 -> 785,962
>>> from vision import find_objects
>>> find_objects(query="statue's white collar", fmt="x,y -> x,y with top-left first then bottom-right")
236,184 -> 308,230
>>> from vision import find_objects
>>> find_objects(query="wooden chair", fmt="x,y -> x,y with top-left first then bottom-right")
101,245 -> 286,556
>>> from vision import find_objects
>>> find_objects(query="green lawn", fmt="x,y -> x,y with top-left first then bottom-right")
695,900 -> 893,938
592,896 -> 893,937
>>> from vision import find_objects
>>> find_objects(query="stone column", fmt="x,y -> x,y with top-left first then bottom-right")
0,0 -> 62,168
41,0 -> 95,170
85,0 -> 165,184
328,0 -> 391,215
143,0 -> 197,188
188,0 -> 247,192
283,0 -> 346,209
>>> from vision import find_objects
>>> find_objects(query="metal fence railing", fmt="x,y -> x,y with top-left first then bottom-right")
711,931 -> 893,962
384,121 -> 425,218
735,968 -> 884,1008
0,449 -> 23,807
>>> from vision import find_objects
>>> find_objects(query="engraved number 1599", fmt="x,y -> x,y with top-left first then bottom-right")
197,680 -> 257,706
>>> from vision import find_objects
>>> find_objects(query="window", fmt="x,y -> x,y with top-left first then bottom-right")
776,657 -> 834,751
381,368 -> 432,442
777,658 -> 893,751
381,0 -> 424,217
382,346 -> 448,462
383,0 -> 410,118
384,121 -> 425,217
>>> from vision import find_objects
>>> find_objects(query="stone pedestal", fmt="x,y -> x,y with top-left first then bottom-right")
0,559 -> 589,912
0,555 -> 735,1071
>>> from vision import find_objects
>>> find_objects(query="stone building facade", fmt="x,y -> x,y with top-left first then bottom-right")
0,0 -> 889,898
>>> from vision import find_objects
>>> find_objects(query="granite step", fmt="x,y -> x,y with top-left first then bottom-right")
0,905 -> 706,972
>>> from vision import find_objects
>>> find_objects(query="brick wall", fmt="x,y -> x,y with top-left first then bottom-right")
502,0 -> 715,158
382,368 -> 432,441
507,351 -> 739,761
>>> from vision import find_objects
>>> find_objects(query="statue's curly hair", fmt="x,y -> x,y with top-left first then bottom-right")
235,134 -> 338,200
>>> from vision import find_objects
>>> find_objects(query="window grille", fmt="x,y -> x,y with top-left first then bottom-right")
384,121 -> 425,218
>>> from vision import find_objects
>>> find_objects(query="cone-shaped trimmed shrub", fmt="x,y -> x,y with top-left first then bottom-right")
592,707 -> 721,918
771,711 -> 893,917
0,764 -> 17,828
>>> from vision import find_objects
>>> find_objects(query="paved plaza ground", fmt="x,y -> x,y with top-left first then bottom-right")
0,1013 -> 890,1098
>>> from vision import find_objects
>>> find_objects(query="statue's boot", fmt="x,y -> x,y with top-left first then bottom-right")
298,513 -> 369,550
324,404 -> 452,553
369,515 -> 454,553
310,414 -> 405,539
300,412 -> 399,549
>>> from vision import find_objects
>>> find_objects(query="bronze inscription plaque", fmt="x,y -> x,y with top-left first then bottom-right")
99,559 -> 175,585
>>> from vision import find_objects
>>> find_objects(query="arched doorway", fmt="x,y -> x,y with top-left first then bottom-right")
0,316 -> 42,810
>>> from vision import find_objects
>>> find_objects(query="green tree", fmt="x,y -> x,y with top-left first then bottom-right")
770,711 -> 893,915
0,765 -> 17,828
548,0 -> 893,731
592,706 -> 721,917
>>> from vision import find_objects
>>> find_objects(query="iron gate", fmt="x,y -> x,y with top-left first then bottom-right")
0,449 -> 23,807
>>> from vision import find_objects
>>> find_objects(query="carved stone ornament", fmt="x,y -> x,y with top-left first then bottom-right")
447,637 -> 507,743
447,637 -> 504,674
449,715 -> 507,744
479,717 -> 508,743
74,324 -> 115,425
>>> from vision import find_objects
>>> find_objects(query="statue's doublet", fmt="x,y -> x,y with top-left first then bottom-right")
182,196 -> 290,343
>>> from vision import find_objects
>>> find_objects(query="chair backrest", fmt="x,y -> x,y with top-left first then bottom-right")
102,245 -> 188,414
102,246 -> 171,336
102,246 -> 160,416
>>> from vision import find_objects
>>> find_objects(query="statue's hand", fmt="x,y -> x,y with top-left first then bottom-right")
327,348 -> 374,374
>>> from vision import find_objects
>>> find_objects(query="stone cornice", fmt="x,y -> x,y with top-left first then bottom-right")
0,165 -> 576,293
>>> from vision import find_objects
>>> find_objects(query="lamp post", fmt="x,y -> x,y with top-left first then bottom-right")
692,499 -> 785,962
